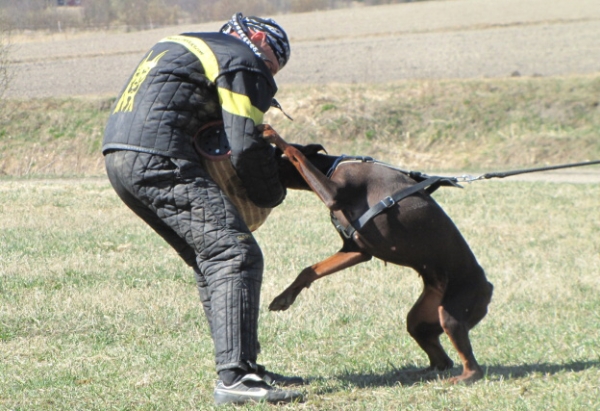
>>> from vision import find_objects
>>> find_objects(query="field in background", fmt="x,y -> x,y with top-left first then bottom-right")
6,0 -> 600,99
0,178 -> 599,410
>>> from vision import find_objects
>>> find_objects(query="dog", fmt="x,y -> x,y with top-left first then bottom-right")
262,125 -> 493,384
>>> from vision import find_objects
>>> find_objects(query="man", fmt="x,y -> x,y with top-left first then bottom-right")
102,13 -> 303,405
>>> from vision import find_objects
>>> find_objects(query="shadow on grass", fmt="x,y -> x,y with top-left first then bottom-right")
315,360 -> 600,391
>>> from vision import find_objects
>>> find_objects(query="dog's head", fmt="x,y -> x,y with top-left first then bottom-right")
276,143 -> 337,190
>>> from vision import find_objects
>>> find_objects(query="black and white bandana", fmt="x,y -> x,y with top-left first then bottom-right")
220,12 -> 291,69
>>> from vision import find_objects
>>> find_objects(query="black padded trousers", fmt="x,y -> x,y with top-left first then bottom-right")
105,150 -> 263,372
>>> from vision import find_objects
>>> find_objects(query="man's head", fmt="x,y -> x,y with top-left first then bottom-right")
221,13 -> 290,75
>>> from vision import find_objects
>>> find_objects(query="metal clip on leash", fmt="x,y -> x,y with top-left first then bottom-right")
455,174 -> 485,183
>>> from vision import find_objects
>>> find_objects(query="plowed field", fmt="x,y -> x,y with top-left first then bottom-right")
7,0 -> 600,99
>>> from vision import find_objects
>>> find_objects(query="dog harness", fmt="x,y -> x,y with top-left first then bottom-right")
327,156 -> 461,240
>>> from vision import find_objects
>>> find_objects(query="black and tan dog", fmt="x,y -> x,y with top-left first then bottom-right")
262,125 -> 494,384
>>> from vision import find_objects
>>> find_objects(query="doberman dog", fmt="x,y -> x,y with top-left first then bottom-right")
261,125 -> 494,384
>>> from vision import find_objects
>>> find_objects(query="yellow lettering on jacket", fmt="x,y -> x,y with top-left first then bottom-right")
113,50 -> 168,113
160,36 -> 219,81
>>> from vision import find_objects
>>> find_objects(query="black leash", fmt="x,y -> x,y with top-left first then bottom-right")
458,160 -> 600,182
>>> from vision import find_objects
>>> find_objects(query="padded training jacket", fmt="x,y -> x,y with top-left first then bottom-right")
102,32 -> 285,208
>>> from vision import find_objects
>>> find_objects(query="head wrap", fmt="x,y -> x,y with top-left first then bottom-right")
220,12 -> 291,69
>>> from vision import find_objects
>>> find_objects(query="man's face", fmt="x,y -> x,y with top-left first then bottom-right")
229,29 -> 281,75
248,30 -> 280,75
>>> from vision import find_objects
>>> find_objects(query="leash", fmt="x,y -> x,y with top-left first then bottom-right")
454,160 -> 600,183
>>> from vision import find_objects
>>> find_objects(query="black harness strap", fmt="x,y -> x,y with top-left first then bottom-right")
331,176 -> 454,240
326,155 -> 375,178
327,156 -> 600,240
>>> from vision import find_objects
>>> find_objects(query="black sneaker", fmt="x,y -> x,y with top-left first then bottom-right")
214,373 -> 303,405
257,366 -> 305,387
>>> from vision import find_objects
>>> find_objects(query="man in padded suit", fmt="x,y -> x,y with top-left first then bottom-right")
102,13 -> 303,405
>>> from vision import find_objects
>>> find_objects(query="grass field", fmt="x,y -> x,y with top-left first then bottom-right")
1,177 -> 599,410
1,71 -> 599,409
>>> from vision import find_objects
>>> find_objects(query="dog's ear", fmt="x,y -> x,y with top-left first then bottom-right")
274,143 -> 328,161
291,143 -> 328,156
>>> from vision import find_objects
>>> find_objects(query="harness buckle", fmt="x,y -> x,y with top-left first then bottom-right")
380,196 -> 395,208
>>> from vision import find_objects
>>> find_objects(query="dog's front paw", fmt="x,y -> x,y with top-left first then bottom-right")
268,290 -> 298,311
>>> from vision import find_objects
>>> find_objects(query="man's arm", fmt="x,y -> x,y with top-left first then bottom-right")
217,70 -> 286,208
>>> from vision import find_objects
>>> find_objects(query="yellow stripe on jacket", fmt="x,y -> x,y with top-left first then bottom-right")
160,35 -> 264,125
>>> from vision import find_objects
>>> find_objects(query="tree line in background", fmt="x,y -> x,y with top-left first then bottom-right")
0,0 -> 418,32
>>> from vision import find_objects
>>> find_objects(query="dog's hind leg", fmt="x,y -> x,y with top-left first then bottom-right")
406,284 -> 455,373
438,280 -> 493,384
269,250 -> 372,311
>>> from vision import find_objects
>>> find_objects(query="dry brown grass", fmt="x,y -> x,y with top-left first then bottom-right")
1,74 -> 599,178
